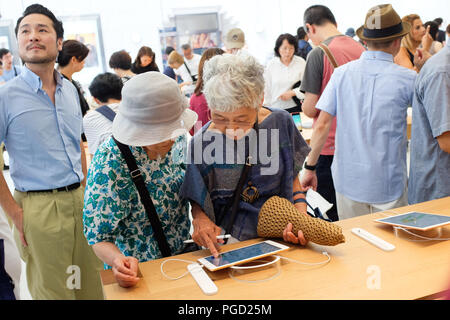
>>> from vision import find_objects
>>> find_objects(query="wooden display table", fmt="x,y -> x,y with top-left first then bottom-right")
101,197 -> 450,300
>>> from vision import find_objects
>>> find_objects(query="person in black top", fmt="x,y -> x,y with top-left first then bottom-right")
57,40 -> 90,117
434,18 -> 446,43
131,46 -> 159,74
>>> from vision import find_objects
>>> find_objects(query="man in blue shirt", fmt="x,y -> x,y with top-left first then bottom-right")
0,4 -> 103,299
0,49 -> 21,83
302,5 -> 417,219
409,38 -> 450,204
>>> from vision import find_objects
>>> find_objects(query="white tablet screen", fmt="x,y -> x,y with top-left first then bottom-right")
377,212 -> 450,230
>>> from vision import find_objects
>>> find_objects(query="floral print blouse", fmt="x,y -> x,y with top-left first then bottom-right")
83,136 -> 190,269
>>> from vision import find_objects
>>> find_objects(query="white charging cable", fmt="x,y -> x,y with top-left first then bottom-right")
160,258 -> 198,280
160,251 -> 332,282
228,252 -> 331,284
375,211 -> 450,242
393,227 -> 450,242
275,251 -> 331,266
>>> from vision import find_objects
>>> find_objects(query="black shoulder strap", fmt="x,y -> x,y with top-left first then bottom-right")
96,105 -> 117,122
219,120 -> 259,238
184,62 -> 193,77
112,136 -> 172,257
13,66 -> 18,77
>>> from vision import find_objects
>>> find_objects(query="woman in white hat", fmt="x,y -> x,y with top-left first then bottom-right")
83,72 -> 198,288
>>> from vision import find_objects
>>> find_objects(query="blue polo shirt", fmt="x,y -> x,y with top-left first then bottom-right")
409,41 -> 450,204
0,66 -> 84,191
316,51 -> 416,204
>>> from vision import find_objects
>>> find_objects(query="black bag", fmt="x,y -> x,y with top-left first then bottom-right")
113,137 -> 172,257
184,62 -> 198,83
291,80 -> 303,112
216,120 -> 259,242
113,137 -> 199,256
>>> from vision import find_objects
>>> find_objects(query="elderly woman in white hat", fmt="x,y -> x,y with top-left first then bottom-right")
180,54 -> 311,258
83,72 -> 197,288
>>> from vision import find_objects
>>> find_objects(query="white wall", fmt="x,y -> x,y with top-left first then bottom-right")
0,0 -> 448,84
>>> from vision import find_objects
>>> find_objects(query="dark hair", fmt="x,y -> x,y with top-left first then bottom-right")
165,46 -> 175,55
274,33 -> 298,58
57,40 -> 89,67
447,24 -> 450,34
181,44 -> 191,51
15,4 -> 64,39
296,27 -> 307,40
109,50 -> 132,70
304,5 -> 337,31
434,18 -> 443,26
0,48 -> 10,60
194,47 -> 225,96
424,21 -> 439,41
365,37 -> 401,50
134,46 -> 157,68
88,72 -> 123,103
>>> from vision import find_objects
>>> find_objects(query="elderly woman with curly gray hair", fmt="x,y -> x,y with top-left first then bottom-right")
180,53 -> 312,258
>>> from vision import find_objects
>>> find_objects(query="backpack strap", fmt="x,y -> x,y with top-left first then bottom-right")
95,105 -> 117,122
112,136 -> 172,258
319,43 -> 339,69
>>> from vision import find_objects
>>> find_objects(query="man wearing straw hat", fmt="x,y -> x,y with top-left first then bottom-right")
302,4 -> 417,219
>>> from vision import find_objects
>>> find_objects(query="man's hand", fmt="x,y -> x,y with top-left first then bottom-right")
191,209 -> 223,258
414,48 -> 432,72
279,90 -> 296,101
301,169 -> 318,191
283,223 -> 308,246
9,205 -> 27,247
112,256 -> 140,288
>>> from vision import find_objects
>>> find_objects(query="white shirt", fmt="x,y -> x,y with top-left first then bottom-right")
83,103 -> 120,155
175,54 -> 202,96
264,55 -> 306,110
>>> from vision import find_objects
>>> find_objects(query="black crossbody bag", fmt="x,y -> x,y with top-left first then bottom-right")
216,120 -> 259,242
184,62 -> 198,83
112,136 -> 172,257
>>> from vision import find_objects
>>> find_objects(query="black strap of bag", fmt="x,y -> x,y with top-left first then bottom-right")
291,80 -> 303,111
95,105 -> 117,122
13,66 -> 18,77
217,120 -> 259,240
112,136 -> 172,257
183,62 -> 198,82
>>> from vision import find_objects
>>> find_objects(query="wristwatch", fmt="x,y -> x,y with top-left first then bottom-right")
304,162 -> 317,171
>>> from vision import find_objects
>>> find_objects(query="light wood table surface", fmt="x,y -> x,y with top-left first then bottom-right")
100,197 -> 450,300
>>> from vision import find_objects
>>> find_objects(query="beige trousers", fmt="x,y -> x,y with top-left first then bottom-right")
13,187 -> 104,300
336,186 -> 408,221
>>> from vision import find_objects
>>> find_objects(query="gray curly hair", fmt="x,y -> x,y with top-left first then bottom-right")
202,53 -> 265,113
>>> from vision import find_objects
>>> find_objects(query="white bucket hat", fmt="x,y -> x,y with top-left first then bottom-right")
112,72 -> 198,146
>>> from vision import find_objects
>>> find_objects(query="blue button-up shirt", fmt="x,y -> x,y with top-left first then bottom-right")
409,41 -> 450,204
316,51 -> 416,204
0,66 -> 84,191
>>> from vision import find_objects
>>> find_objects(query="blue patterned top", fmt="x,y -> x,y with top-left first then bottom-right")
83,136 -> 190,269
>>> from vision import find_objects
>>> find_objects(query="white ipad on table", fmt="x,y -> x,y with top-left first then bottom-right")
198,240 -> 289,272
375,212 -> 450,231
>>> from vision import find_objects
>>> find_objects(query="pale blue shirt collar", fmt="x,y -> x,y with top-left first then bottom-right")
360,50 -> 394,62
20,65 -> 64,93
